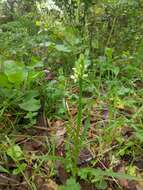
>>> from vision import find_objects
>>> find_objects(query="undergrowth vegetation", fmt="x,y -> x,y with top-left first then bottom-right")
0,0 -> 143,189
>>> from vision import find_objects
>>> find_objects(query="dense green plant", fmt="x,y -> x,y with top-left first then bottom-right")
0,57 -> 44,126
71,53 -> 90,176
59,178 -> 81,190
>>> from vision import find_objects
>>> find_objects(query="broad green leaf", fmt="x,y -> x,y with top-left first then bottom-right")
64,27 -> 80,45
4,60 -> 27,84
19,97 -> 41,112
24,90 -> 40,100
7,145 -> 23,161
0,73 -> 11,87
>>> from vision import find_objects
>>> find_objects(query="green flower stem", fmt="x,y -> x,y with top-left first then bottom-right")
73,77 -> 83,176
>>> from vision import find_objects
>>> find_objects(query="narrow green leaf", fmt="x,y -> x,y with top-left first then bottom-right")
79,168 -> 142,181
0,166 -> 9,174
13,163 -> 27,175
